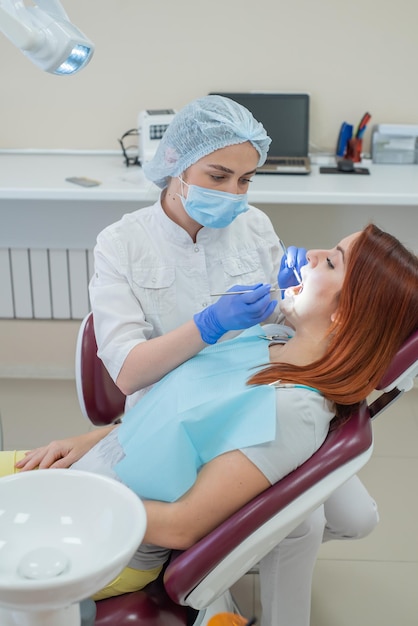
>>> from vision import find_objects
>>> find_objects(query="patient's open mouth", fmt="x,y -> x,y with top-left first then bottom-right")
285,283 -> 304,298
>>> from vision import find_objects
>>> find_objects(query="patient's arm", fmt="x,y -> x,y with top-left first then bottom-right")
15,425 -> 116,470
142,450 -> 270,551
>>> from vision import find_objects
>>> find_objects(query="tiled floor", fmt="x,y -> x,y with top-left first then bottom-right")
1,380 -> 417,625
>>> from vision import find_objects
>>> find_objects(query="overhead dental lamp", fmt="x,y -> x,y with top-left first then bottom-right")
0,0 -> 94,75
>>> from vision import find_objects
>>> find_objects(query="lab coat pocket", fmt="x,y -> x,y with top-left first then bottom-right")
131,266 -> 176,314
221,252 -> 262,286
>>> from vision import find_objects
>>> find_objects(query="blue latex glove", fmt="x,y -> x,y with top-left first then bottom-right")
278,245 -> 307,289
194,284 -> 277,344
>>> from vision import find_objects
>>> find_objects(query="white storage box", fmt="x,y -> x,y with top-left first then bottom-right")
372,124 -> 418,164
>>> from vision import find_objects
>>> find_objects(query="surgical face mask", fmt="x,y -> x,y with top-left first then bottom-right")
177,177 -> 249,228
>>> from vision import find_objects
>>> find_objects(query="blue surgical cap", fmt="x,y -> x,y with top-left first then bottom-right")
142,95 -> 271,188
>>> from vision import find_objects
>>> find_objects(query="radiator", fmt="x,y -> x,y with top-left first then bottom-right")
0,248 -> 94,320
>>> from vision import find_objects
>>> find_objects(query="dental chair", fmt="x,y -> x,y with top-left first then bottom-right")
75,312 -> 418,625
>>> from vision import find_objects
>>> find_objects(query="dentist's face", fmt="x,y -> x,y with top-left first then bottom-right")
280,232 -> 360,326
180,142 -> 258,195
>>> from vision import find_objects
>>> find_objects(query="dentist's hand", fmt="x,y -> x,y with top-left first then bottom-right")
194,283 -> 277,344
278,246 -> 307,289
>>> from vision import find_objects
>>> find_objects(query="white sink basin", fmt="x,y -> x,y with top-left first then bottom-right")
0,469 -> 146,624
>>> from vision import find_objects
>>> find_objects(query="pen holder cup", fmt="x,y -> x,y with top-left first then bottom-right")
346,137 -> 363,163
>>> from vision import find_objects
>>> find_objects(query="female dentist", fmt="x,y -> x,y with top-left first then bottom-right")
18,95 -> 378,626
90,94 -> 288,410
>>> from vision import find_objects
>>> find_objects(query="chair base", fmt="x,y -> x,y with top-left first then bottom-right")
95,582 -> 237,625
95,579 -> 190,625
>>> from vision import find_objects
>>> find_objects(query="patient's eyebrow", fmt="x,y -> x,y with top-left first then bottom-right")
337,245 -> 345,263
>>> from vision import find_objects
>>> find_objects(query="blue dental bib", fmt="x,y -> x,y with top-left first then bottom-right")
115,325 -> 277,502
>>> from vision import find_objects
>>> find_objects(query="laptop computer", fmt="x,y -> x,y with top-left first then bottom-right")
209,92 -> 311,174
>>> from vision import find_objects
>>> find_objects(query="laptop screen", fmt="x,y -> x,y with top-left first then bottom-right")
209,92 -> 310,158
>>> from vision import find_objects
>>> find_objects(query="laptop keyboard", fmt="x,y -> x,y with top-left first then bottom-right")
270,158 -> 306,166
259,156 -> 311,175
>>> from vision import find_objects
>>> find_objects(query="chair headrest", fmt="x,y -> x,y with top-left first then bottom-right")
376,329 -> 418,392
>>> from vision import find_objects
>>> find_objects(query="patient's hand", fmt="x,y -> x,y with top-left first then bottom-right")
15,426 -> 116,471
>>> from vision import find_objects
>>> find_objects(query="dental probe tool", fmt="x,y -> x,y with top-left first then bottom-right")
279,238 -> 302,285
211,288 -> 285,296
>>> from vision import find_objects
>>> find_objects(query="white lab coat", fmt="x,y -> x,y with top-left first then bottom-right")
89,198 -> 283,410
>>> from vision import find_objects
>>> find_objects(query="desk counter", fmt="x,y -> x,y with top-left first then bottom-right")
0,150 -> 418,205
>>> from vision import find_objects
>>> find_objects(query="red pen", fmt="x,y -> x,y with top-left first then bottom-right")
356,112 -> 371,137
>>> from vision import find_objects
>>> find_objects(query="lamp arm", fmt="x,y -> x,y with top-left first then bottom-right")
34,0 -> 69,21
0,2 -> 42,50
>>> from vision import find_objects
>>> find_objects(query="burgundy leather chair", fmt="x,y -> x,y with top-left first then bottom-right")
75,312 -> 418,625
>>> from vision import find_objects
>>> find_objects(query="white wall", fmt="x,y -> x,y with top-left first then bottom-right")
1,0 -> 417,154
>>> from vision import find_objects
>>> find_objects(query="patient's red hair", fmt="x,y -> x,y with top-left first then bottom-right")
249,224 -> 418,418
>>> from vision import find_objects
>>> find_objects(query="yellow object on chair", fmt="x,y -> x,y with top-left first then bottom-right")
92,564 -> 163,601
0,450 -> 27,476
